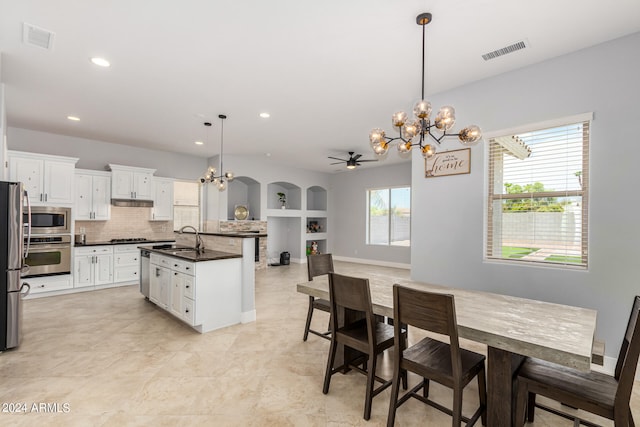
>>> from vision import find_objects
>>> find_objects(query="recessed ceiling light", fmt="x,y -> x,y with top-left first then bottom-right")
194,141 -> 204,145
67,116 -> 80,121
90,57 -> 110,67
259,112 -> 270,118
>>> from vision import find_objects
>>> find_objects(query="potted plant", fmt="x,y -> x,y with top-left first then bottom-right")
277,192 -> 286,209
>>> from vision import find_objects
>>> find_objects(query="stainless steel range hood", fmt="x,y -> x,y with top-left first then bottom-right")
111,199 -> 154,208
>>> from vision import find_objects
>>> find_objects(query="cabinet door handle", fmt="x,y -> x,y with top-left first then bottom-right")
45,194 -> 48,202
174,272 -> 178,276
185,285 -> 190,289
40,193 -> 43,201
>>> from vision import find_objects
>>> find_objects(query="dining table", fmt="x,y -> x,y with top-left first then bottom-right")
297,273 -> 597,427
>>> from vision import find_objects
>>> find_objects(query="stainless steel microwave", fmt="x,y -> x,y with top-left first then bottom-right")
26,206 -> 71,235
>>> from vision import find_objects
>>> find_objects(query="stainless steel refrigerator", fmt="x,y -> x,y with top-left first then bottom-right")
1,181 -> 31,351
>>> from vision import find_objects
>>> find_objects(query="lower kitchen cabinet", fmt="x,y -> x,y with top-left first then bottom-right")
148,252 -> 241,333
74,246 -> 113,288
113,244 -> 140,283
24,275 -> 73,295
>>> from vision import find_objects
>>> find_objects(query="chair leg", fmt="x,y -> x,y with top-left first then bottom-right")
514,380 -> 527,427
478,368 -> 487,426
452,385 -> 463,427
630,408 -> 635,427
363,353 -> 377,420
423,378 -> 430,398
526,392 -> 536,422
303,296 -> 315,341
386,361 -> 402,427
323,338 -> 337,394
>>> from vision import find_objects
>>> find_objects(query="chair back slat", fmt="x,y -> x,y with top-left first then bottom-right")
329,273 -> 372,314
614,296 -> 640,408
308,254 -> 334,281
393,285 -> 456,338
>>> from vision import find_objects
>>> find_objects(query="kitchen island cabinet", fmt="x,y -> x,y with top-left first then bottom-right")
148,249 -> 242,333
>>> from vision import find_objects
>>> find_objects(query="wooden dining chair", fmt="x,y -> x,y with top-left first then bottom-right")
323,272 -> 399,420
387,285 -> 487,427
303,253 -> 334,341
515,295 -> 640,427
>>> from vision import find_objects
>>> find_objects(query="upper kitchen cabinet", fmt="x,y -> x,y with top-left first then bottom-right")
109,164 -> 155,201
8,151 -> 78,206
151,177 -> 174,221
75,169 -> 111,220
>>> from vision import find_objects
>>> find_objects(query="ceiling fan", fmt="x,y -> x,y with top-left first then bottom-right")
328,151 -> 378,170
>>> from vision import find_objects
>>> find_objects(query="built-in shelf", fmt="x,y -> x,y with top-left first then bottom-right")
267,181 -> 301,210
228,176 -> 261,220
307,186 -> 327,211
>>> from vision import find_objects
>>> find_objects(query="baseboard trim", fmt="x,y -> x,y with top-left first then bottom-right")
332,255 -> 410,270
241,310 -> 256,324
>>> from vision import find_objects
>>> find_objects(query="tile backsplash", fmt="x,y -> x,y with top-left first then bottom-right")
76,206 -> 175,243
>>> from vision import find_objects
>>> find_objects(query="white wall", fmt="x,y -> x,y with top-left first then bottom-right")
329,162 -> 411,267
411,32 -> 640,358
7,127 -> 207,179
0,53 -> 7,180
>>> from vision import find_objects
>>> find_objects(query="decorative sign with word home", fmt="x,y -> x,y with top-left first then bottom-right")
425,148 -> 471,178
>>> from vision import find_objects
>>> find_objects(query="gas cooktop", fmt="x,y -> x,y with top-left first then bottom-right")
110,238 -> 149,243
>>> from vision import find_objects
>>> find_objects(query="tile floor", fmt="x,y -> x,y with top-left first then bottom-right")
1,261 -> 638,426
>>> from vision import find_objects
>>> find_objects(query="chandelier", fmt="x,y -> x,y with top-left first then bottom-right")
369,13 -> 482,159
199,114 -> 234,191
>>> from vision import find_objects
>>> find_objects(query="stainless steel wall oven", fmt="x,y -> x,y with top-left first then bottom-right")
23,235 -> 72,277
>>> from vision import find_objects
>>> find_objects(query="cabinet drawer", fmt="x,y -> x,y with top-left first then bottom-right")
150,254 -> 172,268
25,276 -> 73,294
113,265 -> 139,283
114,252 -> 139,267
183,297 -> 195,325
183,275 -> 195,299
170,259 -> 195,275
113,244 -> 141,253
75,245 -> 113,256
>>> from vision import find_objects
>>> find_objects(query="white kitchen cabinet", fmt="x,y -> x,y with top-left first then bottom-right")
113,244 -> 141,283
75,170 -> 111,220
149,261 -> 171,309
108,164 -> 155,200
146,252 -> 240,332
24,275 -> 73,295
151,177 -> 174,221
74,246 -> 113,288
8,151 -> 78,205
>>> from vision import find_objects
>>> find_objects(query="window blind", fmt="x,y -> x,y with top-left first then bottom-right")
487,120 -> 589,268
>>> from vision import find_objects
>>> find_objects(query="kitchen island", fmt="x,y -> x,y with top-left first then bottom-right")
143,246 -> 243,333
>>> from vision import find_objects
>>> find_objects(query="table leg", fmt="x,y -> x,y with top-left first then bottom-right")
487,346 -> 525,427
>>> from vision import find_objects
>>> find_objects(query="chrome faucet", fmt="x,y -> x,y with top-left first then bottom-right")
179,225 -> 204,253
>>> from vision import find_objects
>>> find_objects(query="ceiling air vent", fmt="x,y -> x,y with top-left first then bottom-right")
22,23 -> 55,50
482,39 -> 528,61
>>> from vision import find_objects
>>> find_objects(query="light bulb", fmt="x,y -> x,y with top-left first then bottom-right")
369,128 -> 386,147
225,171 -> 234,181
459,125 -> 482,145
402,119 -> 420,140
421,144 -> 437,158
391,111 -> 408,128
434,106 -> 456,131
413,100 -> 432,119
217,180 -> 227,191
372,141 -> 389,156
397,141 -> 412,153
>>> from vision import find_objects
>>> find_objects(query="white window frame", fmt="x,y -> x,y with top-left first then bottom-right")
366,186 -> 411,247
484,112 -> 592,269
173,180 -> 203,231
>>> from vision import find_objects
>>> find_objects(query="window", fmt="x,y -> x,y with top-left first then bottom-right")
173,181 -> 201,231
487,116 -> 590,268
367,187 -> 411,247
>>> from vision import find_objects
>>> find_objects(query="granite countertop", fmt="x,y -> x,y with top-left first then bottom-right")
179,231 -> 267,238
143,246 -> 242,262
76,239 -> 175,247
